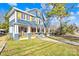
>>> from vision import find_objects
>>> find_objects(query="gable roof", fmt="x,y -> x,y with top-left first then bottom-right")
6,7 -> 37,17
26,8 -> 42,18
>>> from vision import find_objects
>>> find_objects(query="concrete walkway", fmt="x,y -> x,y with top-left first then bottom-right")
37,35 -> 79,46
48,36 -> 79,46
37,35 -> 62,43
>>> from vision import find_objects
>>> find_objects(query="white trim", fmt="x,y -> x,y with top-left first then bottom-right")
15,11 -> 17,22
14,7 -> 35,16
14,25 -> 19,34
36,27 -> 38,33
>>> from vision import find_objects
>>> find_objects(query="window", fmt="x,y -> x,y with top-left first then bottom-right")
25,14 -> 28,20
22,13 -> 25,20
30,16 -> 32,21
32,17 -> 36,22
27,15 -> 30,20
17,12 -> 22,20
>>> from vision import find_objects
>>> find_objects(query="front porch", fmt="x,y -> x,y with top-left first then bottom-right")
18,25 -> 39,40
10,19 -> 50,40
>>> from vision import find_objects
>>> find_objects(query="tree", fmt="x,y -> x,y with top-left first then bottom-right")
4,16 -> 9,32
0,6 -> 12,32
47,3 -> 69,35
0,11 -> 9,32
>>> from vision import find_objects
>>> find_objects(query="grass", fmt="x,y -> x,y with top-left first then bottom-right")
0,35 -> 8,48
1,37 -> 79,56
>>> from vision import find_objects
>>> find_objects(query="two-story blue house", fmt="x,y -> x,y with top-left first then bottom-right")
6,7 -> 48,40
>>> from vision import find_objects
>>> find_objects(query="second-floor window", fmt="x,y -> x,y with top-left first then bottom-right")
17,12 -> 22,20
30,16 -> 33,21
22,13 -> 25,20
32,17 -> 36,22
25,14 -> 28,20
27,15 -> 30,20
25,14 -> 27,20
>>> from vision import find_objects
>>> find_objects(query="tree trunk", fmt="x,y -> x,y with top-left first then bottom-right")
59,17 -> 63,35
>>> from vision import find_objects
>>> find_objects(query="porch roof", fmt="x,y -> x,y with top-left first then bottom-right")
10,19 -> 40,28
10,19 -> 45,28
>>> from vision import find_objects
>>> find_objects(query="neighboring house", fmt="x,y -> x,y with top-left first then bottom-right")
0,29 -> 6,35
6,7 -> 50,40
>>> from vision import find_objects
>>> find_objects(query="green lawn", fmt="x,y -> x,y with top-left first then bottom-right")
1,38 -> 79,56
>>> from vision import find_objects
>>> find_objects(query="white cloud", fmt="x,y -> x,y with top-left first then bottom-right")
25,8 -> 30,11
41,3 -> 46,9
8,3 -> 17,6
77,11 -> 79,15
67,16 -> 76,21
70,12 -> 74,15
77,4 -> 79,8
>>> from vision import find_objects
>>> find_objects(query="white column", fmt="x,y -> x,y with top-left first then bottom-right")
44,28 -> 46,34
40,26 -> 42,33
27,26 -> 31,33
27,26 -> 31,39
14,25 -> 19,34
47,28 -> 50,36
13,25 -> 19,37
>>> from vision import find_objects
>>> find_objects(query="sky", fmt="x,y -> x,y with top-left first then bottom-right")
0,3 -> 42,23
0,3 -> 79,26
0,3 -> 42,14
